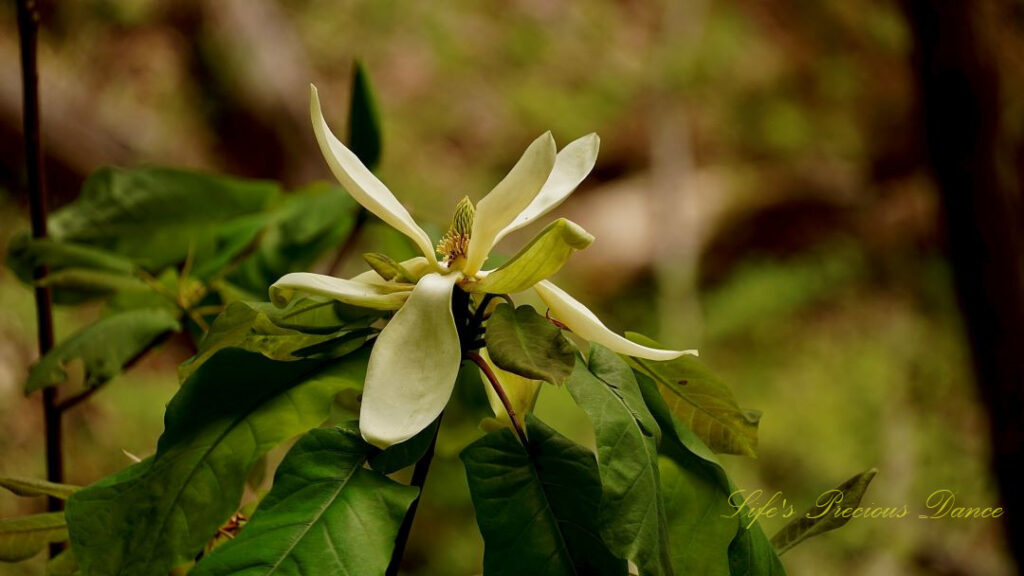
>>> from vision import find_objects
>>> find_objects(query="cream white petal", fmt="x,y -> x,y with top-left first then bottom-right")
359,272 -> 462,448
463,132 -> 557,276
270,272 -> 410,310
533,280 -> 697,361
493,133 -> 600,246
311,85 -> 438,265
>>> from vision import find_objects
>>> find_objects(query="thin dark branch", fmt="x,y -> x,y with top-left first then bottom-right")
16,0 -> 63,557
385,416 -> 441,576
465,351 -> 529,446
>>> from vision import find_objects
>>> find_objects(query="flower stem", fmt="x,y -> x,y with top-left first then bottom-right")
465,351 -> 529,446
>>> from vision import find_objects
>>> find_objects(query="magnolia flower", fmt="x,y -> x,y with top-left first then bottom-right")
270,85 -> 695,448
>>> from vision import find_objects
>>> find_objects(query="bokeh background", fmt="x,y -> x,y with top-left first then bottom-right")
1,1 -> 1021,574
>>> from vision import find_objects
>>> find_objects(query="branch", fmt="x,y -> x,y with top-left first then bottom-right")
465,351 -> 529,446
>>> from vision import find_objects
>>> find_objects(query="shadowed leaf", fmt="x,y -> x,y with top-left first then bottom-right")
485,304 -> 575,385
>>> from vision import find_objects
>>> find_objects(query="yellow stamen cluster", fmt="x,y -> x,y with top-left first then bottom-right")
437,196 -> 474,264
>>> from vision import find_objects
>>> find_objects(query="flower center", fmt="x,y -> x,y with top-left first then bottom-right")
437,196 -> 474,266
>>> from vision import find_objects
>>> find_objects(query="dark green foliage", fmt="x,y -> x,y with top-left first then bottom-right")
461,415 -> 626,576
192,427 -> 418,576
484,304 -> 576,385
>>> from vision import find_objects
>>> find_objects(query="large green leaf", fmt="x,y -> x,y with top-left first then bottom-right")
633,362 -> 785,576
659,457 -> 735,576
192,427 -> 417,576
66,347 -> 370,576
0,512 -> 68,562
46,548 -> 79,575
348,60 -> 383,171
179,300 -> 373,381
461,415 -> 626,576
567,345 -> 672,576
227,183 -> 358,296
728,521 -> 787,576
49,167 -> 277,272
770,469 -> 877,555
625,333 -> 759,457
26,308 -> 181,394
484,304 -> 576,385
0,477 -> 79,500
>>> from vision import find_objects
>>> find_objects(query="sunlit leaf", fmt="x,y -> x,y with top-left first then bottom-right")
770,469 -> 877,555
66,347 -> 370,576
0,477 -> 79,500
484,304 -> 575,385
461,415 -> 626,576
568,346 -> 672,576
0,513 -> 67,562
46,547 -> 78,575
625,332 -> 759,457
26,308 -> 181,394
192,427 -> 417,576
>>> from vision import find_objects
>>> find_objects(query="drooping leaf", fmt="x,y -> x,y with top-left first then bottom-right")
192,427 -> 418,576
369,417 -> 441,475
769,469 -> 878,555
348,60 -> 383,171
659,457 -> 735,576
471,218 -> 593,295
49,167 -> 277,272
625,332 -> 759,457
728,520 -> 787,576
567,345 -> 672,576
0,477 -> 79,500
634,364 -> 784,576
66,347 -> 370,576
484,304 -> 576,385
5,234 -> 154,304
461,415 -> 626,576
179,300 -> 373,381
26,308 -> 181,394
0,512 -> 67,562
227,183 -> 359,295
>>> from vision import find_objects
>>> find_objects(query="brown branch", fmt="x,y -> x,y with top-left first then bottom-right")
465,351 -> 529,446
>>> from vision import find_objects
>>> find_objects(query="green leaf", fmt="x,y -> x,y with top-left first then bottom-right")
5,234 -> 153,304
484,304 -> 576,385
472,218 -> 593,295
65,347 -> 370,576
192,427 -> 418,576
769,469 -> 877,555
348,60 -> 383,171
227,183 -> 358,295
50,167 -> 277,272
659,457 -> 735,576
0,513 -> 68,562
728,521 -> 787,576
179,300 -> 373,381
461,414 -> 626,576
368,417 -> 441,475
567,345 -> 672,576
625,332 -> 759,457
26,308 -> 181,394
0,477 -> 79,500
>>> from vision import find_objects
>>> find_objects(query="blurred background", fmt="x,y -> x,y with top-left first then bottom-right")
1,0 -> 1022,574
